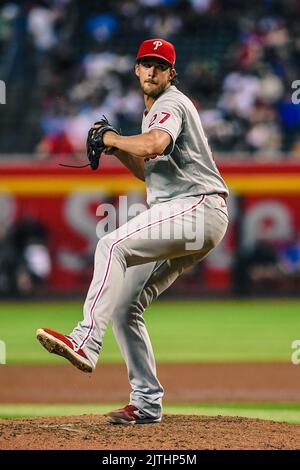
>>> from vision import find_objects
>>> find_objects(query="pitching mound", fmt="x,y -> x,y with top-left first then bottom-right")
0,415 -> 299,450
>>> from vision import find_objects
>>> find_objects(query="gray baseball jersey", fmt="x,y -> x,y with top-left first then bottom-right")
142,85 -> 229,206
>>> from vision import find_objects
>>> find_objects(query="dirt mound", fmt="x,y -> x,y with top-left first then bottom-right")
0,415 -> 299,450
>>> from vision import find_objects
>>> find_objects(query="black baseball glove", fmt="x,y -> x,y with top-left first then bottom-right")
87,116 -> 119,170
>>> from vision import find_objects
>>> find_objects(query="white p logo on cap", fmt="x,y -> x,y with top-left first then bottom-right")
153,40 -> 163,50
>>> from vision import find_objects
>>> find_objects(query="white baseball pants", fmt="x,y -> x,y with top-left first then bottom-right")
70,194 -> 228,418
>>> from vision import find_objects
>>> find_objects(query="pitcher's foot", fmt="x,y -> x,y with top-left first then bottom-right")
36,328 -> 94,373
105,404 -> 162,425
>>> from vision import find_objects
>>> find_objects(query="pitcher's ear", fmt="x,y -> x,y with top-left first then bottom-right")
135,63 -> 140,77
169,68 -> 176,80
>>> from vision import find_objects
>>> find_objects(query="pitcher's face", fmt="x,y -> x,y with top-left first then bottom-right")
135,58 -> 175,98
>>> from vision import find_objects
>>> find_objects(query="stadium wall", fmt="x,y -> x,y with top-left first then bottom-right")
0,159 -> 300,294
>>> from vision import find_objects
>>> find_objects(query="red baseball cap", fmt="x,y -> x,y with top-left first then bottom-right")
136,38 -> 176,67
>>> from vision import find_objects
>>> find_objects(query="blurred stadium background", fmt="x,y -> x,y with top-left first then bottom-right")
0,0 -> 300,299
0,0 -> 300,431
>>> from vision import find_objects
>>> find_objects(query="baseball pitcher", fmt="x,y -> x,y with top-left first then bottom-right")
37,38 -> 229,425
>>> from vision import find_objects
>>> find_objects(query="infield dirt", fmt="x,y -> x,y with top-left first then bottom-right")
1,414 -> 300,449
1,363 -> 300,449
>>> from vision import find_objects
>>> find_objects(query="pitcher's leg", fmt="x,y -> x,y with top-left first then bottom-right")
69,196 -> 206,366
71,195 -> 227,369
112,261 -> 165,418
112,251 -> 213,418
70,236 -> 129,367
121,195 -> 228,417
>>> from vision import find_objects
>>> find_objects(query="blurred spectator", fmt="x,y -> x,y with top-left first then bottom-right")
1,0 -> 300,157
0,215 -> 51,297
232,236 -> 282,295
188,0 -> 213,15
86,13 -> 119,43
0,225 -> 16,295
0,3 -> 19,53
277,94 -> 300,152
144,6 -> 182,37
218,71 -> 261,120
36,130 -> 75,158
27,4 -> 58,52
280,233 -> 300,278
245,101 -> 282,156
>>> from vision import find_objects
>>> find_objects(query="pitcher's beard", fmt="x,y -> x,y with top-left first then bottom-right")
142,81 -> 166,98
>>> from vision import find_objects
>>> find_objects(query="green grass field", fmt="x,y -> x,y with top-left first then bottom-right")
0,299 -> 300,363
1,403 -> 300,424
1,299 -> 300,423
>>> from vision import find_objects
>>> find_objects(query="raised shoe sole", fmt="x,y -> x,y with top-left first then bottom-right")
36,329 -> 93,373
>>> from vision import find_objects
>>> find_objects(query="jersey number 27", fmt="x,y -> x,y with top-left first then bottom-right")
149,112 -> 171,128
